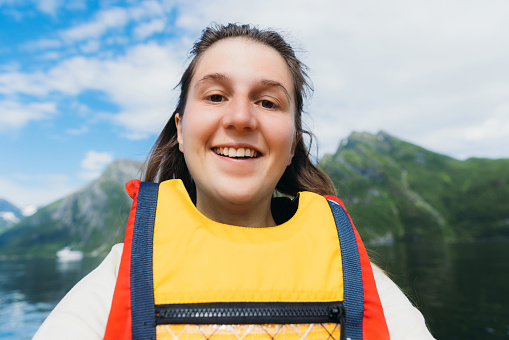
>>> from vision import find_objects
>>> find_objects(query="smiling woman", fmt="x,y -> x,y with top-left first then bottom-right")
175,38 -> 298,227
34,24 -> 434,340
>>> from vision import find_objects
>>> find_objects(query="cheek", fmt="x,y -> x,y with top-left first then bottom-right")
269,118 -> 296,155
180,109 -> 215,147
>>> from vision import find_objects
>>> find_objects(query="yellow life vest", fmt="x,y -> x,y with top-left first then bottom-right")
104,179 -> 389,340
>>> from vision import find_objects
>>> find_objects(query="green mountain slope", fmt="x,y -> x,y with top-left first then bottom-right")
0,159 -> 143,256
320,131 -> 509,242
1,132 -> 508,256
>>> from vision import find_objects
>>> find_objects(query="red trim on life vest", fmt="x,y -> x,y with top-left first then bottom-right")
324,195 -> 390,340
126,179 -> 139,199
103,180 -> 141,339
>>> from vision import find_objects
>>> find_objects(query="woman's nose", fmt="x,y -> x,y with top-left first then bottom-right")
222,97 -> 258,131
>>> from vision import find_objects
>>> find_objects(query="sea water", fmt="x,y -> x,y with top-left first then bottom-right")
1,241 -> 508,339
0,256 -> 102,339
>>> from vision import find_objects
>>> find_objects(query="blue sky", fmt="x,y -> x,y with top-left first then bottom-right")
1,0 -> 509,209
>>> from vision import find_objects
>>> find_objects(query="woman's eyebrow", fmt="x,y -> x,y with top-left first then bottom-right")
194,73 -> 231,88
260,79 -> 291,101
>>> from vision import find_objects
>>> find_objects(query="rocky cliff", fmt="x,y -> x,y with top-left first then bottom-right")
0,159 -> 143,256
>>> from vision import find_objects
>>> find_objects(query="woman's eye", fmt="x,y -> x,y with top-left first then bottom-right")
208,94 -> 224,102
260,100 -> 276,109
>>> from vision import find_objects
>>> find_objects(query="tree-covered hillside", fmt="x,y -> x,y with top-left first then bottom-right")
321,131 -> 509,242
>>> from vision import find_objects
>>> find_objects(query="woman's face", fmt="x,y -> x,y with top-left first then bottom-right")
176,38 -> 297,221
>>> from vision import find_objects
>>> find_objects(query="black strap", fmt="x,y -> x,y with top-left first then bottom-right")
131,182 -> 159,340
327,199 -> 364,340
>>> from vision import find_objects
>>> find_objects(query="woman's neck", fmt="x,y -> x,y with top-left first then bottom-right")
195,194 -> 276,228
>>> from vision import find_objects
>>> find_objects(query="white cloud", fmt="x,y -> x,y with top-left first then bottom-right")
57,1 -> 168,43
0,40 -> 184,135
79,150 -> 114,180
65,0 -> 87,11
0,174 -> 75,208
133,18 -> 166,40
2,0 -> 509,160
60,6 -> 129,42
464,105 -> 509,142
39,51 -> 62,60
0,0 -> 64,17
36,0 -> 63,16
0,100 -> 57,131
79,39 -> 101,53
21,38 -> 62,51
81,150 -> 114,170
0,70 -> 60,96
127,0 -> 164,20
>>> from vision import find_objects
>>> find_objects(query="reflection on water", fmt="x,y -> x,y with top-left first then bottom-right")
370,241 -> 509,340
56,258 -> 84,275
0,256 -> 102,339
1,241 -> 508,339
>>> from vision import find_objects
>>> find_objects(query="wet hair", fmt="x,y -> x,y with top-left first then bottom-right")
144,23 -> 337,200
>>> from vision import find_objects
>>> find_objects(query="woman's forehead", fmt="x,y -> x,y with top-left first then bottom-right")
191,38 -> 293,91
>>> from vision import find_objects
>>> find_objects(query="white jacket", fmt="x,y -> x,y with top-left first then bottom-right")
34,243 -> 435,340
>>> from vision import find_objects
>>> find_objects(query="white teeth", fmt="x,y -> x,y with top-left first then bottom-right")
214,147 -> 258,158
228,147 -> 236,157
237,148 -> 245,157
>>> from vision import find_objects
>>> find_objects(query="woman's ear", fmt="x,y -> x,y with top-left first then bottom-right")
175,113 -> 184,152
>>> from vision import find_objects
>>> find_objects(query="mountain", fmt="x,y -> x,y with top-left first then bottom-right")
320,131 -> 509,242
1,132 -> 508,256
0,159 -> 143,257
0,199 -> 23,231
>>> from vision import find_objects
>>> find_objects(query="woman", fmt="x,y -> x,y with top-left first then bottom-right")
35,24 -> 434,339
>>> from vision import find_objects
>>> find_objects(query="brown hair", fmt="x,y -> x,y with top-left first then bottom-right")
144,23 -> 336,200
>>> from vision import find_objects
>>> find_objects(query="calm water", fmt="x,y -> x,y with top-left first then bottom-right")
0,256 -> 103,339
1,241 -> 508,339
370,241 -> 509,340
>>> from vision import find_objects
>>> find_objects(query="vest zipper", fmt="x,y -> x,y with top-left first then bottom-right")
155,301 -> 345,326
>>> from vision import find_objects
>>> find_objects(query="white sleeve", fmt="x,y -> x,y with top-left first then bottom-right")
33,243 -> 124,340
372,263 -> 435,340
34,244 -> 433,340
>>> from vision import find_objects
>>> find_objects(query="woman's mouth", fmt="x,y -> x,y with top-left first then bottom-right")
213,147 -> 260,159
